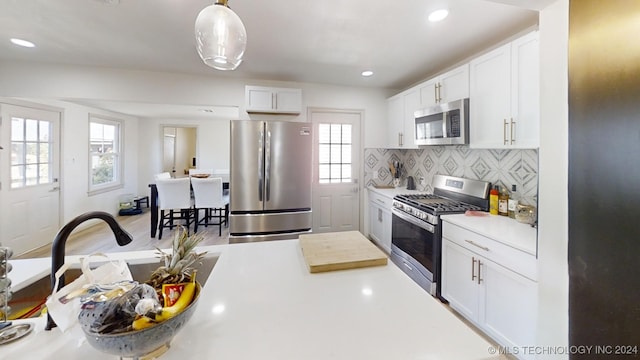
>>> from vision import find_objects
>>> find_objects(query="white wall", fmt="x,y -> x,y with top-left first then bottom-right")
537,0 -> 569,356
7,98 -> 140,225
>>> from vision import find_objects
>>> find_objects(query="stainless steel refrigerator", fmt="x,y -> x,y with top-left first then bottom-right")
229,120 -> 313,243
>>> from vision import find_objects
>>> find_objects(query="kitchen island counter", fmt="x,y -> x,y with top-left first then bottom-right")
5,240 -> 499,359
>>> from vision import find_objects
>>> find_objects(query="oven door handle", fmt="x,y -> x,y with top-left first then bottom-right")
392,209 -> 435,233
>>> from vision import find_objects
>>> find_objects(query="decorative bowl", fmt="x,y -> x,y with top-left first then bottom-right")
81,282 -> 201,358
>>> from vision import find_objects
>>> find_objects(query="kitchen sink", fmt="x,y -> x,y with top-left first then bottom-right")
6,254 -> 218,320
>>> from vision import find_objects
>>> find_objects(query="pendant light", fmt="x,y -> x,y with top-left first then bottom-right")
195,0 -> 247,71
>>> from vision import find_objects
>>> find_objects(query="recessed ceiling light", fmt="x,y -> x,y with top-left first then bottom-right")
428,9 -> 449,22
361,70 -> 374,77
10,38 -> 35,48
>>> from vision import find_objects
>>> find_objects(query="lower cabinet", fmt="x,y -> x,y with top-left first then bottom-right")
368,190 -> 393,253
442,237 -> 537,360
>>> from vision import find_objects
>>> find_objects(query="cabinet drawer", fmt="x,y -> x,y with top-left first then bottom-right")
442,222 -> 536,281
368,190 -> 393,209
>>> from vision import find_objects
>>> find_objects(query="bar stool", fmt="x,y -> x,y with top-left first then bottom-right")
191,177 -> 229,236
155,178 -> 194,239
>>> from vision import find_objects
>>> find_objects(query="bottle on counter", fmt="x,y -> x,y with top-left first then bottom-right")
489,185 -> 499,215
498,186 -> 509,216
508,184 -> 519,219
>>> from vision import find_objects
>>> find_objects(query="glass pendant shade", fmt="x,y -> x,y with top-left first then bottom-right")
195,1 -> 247,71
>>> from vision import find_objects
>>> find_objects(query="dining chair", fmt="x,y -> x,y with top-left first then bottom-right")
191,177 -> 229,236
155,177 -> 194,239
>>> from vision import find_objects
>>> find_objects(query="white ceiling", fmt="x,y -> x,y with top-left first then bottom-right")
0,0 -> 545,117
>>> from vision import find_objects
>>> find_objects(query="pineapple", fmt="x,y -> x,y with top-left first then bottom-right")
146,226 -> 206,291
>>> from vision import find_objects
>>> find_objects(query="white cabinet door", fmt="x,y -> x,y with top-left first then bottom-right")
418,64 -> 469,107
469,43 -> 511,148
442,239 -> 480,323
379,206 -> 392,253
480,258 -> 538,360
510,31 -> 539,148
386,95 -> 404,147
275,88 -> 303,113
439,64 -> 470,103
368,200 -> 392,253
418,78 -> 439,108
246,87 -> 274,112
369,204 -> 384,243
245,86 -> 302,114
402,89 -> 419,149
470,31 -> 539,149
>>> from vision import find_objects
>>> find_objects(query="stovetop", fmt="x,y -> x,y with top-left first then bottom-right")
394,193 -> 481,215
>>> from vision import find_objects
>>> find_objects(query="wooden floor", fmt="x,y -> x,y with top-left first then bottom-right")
16,209 -> 229,259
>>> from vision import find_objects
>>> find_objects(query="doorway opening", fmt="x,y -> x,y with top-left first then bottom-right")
162,126 -> 197,177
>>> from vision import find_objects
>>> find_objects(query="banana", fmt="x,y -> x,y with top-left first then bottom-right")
155,279 -> 196,322
132,315 -> 156,330
131,276 -> 197,330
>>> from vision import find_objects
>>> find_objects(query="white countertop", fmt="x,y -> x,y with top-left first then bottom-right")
441,213 -> 537,256
367,185 -> 426,199
5,240 -> 499,359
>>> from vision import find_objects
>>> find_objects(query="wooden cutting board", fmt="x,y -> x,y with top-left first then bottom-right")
299,231 -> 388,273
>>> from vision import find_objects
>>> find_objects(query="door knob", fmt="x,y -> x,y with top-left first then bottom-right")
49,186 -> 60,192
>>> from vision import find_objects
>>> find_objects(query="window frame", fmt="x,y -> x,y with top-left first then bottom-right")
317,122 -> 353,184
88,114 -> 124,195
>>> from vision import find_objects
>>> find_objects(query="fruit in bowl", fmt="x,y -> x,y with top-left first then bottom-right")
78,227 -> 206,358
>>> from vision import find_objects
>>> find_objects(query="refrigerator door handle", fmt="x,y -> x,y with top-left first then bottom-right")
258,126 -> 264,202
265,130 -> 271,201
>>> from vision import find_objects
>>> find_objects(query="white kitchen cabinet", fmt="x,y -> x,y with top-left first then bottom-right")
441,222 -> 537,360
386,89 -> 419,148
418,64 -> 469,107
469,31 -> 539,148
367,190 -> 393,253
245,85 -> 302,114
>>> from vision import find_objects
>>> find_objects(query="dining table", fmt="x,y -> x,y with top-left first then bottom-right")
148,174 -> 229,238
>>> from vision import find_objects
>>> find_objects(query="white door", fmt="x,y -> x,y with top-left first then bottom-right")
310,109 -> 361,233
0,103 -> 61,255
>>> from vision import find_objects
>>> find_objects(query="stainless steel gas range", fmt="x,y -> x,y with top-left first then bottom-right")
390,175 -> 490,299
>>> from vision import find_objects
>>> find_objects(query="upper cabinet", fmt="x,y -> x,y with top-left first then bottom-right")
245,86 -> 302,114
386,64 -> 469,149
386,89 -> 419,148
469,31 -> 539,149
418,64 -> 470,108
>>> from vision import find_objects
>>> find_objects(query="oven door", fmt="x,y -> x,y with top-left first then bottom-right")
390,208 -> 438,295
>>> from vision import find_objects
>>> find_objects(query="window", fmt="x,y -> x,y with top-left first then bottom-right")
10,116 -> 53,188
318,123 -> 352,183
89,115 -> 123,193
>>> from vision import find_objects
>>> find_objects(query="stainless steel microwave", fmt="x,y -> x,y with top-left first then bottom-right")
414,98 -> 469,146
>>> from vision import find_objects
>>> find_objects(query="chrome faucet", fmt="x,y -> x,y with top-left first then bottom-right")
45,211 -> 133,330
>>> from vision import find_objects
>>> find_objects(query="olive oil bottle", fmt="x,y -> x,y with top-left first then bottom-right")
498,186 -> 509,216
489,185 -> 499,215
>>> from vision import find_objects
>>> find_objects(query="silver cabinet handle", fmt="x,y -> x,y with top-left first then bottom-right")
398,132 -> 403,147
471,256 -> 477,282
503,119 -> 508,145
376,198 -> 384,204
465,240 -> 489,251
437,83 -> 443,103
434,83 -> 438,103
510,118 -> 515,144
377,208 -> 382,222
477,260 -> 483,284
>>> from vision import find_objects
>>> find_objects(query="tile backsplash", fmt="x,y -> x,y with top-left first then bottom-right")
364,146 -> 538,206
